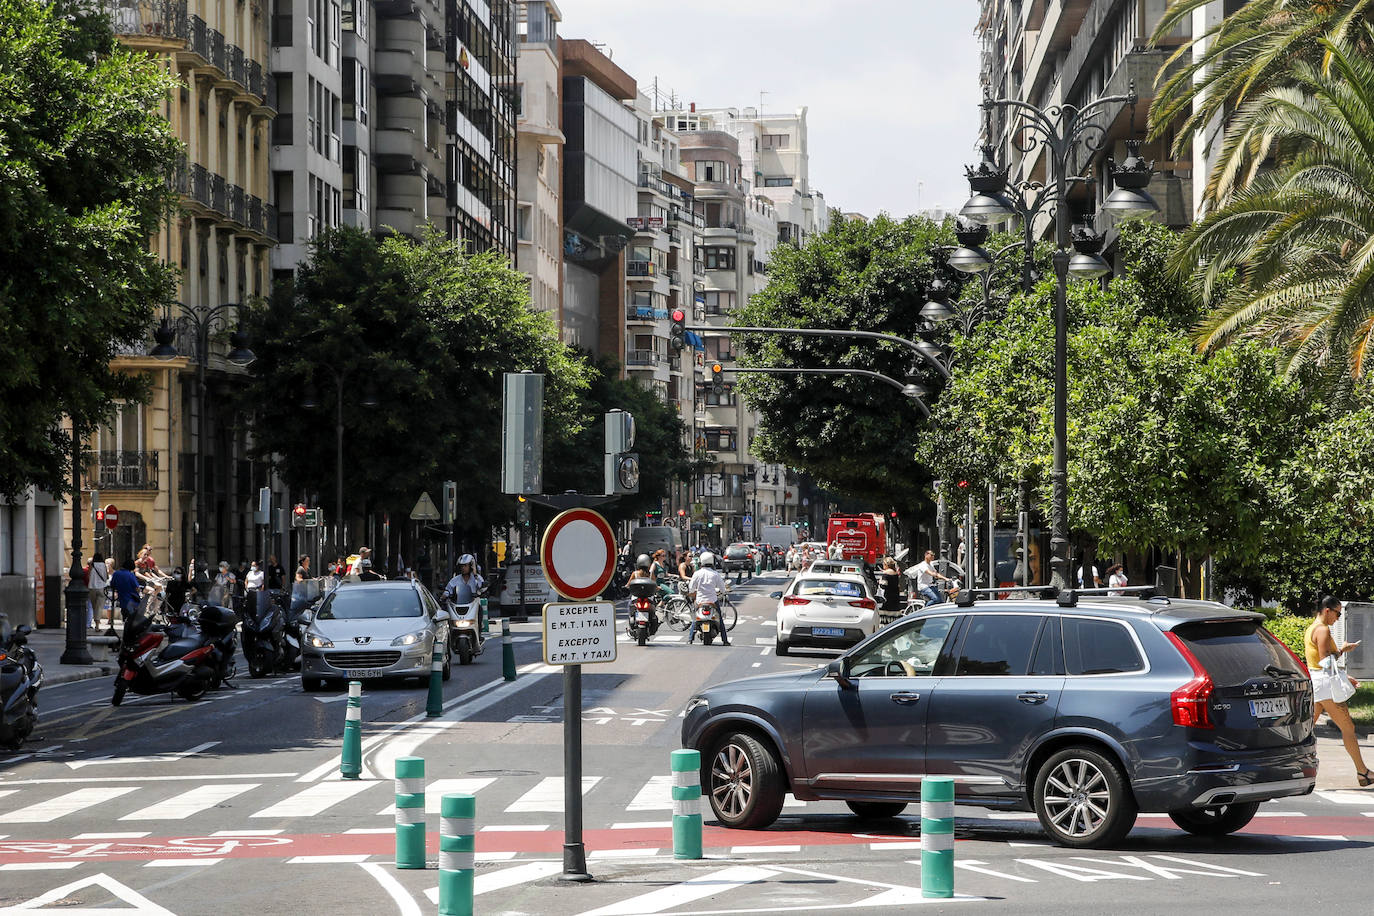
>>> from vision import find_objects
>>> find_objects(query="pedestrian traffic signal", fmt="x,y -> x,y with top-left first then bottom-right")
670,308 -> 687,352
710,362 -> 724,395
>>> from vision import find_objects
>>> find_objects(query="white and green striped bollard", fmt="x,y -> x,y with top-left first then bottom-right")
439,793 -> 476,916
920,776 -> 955,898
426,642 -> 444,718
340,681 -> 362,779
671,749 -> 702,859
395,756 -> 426,869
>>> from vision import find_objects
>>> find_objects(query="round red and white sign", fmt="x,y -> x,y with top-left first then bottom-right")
539,508 -> 617,601
104,505 -> 119,530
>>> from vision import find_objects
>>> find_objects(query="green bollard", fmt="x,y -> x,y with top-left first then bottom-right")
395,756 -> 426,869
439,793 -> 476,916
501,618 -> 516,682
671,749 -> 703,859
340,681 -> 362,779
426,643 -> 444,718
479,596 -> 488,633
920,776 -> 955,898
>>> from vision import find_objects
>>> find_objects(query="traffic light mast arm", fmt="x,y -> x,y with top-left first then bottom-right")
688,325 -> 950,380
723,366 -> 930,419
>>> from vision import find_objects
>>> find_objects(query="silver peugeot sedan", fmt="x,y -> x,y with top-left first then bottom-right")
299,579 -> 451,690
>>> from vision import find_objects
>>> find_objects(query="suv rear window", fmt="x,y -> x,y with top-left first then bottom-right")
1063,618 -> 1144,675
1171,619 -> 1303,686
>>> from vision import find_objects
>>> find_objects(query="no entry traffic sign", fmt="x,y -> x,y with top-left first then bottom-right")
539,508 -> 617,601
104,505 -> 119,530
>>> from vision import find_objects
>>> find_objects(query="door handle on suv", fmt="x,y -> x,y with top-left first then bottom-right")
889,691 -> 921,705
1017,691 -> 1049,705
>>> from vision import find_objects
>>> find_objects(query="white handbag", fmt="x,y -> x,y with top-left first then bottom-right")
1313,653 -> 1357,704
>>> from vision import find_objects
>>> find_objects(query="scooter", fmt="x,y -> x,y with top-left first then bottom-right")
446,592 -> 486,665
0,616 -> 42,751
241,590 -> 286,678
626,580 -> 661,646
693,605 -> 719,646
112,604 -> 239,706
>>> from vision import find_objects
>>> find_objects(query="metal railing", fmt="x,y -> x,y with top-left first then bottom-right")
209,27 -> 226,73
104,0 -> 188,38
210,173 -> 227,214
229,185 -> 246,225
626,260 -> 656,278
188,14 -> 208,58
626,349 -> 662,367
228,45 -> 245,88
86,451 -> 159,490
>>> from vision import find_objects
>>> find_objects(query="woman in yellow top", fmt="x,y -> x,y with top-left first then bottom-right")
1305,596 -> 1370,786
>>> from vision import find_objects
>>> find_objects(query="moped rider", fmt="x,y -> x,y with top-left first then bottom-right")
443,554 -> 485,609
686,552 -> 731,646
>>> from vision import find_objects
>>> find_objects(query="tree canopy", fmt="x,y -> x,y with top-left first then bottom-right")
0,0 -> 180,497
240,227 -> 588,530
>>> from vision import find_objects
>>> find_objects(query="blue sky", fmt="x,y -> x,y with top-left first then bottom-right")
564,1 -> 982,219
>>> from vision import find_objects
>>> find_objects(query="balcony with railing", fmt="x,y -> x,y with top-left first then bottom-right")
626,349 -> 663,368
626,260 -> 657,279
86,451 -> 159,490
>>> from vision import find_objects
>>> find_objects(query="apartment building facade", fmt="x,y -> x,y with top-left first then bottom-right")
975,0 -> 1193,238
514,0 -> 563,325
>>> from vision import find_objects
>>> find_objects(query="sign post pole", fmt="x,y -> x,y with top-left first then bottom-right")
539,507 -> 617,883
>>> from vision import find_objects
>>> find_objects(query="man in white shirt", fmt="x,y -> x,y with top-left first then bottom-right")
905,550 -> 952,606
1076,564 -> 1101,588
687,552 -> 731,645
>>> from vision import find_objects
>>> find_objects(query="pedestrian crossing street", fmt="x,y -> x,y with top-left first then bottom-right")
0,770 -> 818,830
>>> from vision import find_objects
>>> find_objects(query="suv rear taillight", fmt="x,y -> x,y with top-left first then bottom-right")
1165,631 -> 1214,729
782,595 -> 809,606
848,598 -> 876,610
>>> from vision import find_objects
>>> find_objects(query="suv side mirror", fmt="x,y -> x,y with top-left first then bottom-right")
827,657 -> 855,690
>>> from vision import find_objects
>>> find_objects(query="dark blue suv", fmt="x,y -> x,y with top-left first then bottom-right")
682,594 -> 1317,848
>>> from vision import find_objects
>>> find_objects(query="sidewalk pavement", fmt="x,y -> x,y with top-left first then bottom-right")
28,626 -> 119,687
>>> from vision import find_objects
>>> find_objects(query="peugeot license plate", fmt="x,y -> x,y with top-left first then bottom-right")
812,627 -> 845,638
347,668 -> 386,679
1250,696 -> 1291,718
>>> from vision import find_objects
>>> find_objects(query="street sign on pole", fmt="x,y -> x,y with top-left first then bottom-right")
104,505 -> 119,530
410,491 -> 440,521
538,506 -> 618,882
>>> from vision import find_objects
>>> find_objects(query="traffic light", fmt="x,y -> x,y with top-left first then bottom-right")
517,494 -> 531,525
94,507 -> 106,524
442,480 -> 457,524
291,504 -> 307,528
710,362 -> 725,395
669,308 -> 686,352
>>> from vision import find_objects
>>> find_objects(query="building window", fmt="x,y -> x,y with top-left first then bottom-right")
516,204 -> 532,242
702,246 -> 735,271
701,291 -> 735,316
762,133 -> 789,149
708,335 -> 733,359
705,427 -> 737,451
763,177 -> 793,187
696,160 -> 727,183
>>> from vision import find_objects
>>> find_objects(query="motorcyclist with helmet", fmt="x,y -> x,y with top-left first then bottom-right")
686,552 -> 731,646
627,554 -> 662,636
442,554 -> 485,607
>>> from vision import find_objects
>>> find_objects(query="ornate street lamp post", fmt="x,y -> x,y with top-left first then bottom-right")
959,87 -> 1157,588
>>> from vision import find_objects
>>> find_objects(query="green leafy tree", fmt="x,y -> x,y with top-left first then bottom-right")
731,215 -> 958,507
240,227 -> 588,530
542,354 -> 697,524
0,0 -> 180,497
1171,28 -> 1374,388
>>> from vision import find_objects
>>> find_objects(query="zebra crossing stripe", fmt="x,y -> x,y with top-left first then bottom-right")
7,787 -> 139,823
250,779 -> 374,818
576,865 -> 776,916
120,783 -> 259,821
505,776 -> 599,813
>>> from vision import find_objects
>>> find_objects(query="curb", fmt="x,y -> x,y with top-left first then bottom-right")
45,667 -> 110,687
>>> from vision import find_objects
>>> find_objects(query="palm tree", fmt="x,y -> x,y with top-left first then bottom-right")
1171,27 -> 1374,385
1150,0 -> 1374,205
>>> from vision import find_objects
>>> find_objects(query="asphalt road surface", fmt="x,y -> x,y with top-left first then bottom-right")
1,571 -> 1370,914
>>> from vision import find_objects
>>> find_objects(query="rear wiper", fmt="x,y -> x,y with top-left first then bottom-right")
1264,664 -> 1303,679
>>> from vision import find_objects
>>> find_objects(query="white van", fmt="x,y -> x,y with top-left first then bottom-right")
759,525 -> 797,552
629,525 -> 682,562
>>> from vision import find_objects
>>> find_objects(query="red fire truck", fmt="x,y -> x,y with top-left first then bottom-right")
826,513 -> 887,565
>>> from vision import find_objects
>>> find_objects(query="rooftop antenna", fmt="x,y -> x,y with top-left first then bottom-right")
759,89 -> 768,118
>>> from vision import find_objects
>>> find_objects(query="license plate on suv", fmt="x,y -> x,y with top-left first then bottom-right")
1250,697 -> 1291,718
812,627 -> 845,638
347,668 -> 387,679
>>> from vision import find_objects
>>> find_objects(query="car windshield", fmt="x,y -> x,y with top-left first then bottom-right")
795,579 -> 864,598
316,587 -> 422,620
725,547 -> 750,557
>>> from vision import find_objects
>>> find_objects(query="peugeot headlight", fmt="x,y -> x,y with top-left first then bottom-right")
307,634 -> 334,649
685,696 -> 709,715
392,630 -> 428,647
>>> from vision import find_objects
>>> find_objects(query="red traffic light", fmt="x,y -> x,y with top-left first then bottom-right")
671,308 -> 686,323
293,504 -> 307,517
678,509 -> 686,516
957,480 -> 969,489
890,511 -> 898,518
95,508 -> 105,522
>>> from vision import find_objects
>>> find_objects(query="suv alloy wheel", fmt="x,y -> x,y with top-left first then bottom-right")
705,732 -> 785,829
1032,746 -> 1138,848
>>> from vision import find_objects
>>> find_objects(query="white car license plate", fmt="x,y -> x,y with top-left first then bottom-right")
1250,696 -> 1291,718
346,668 -> 386,679
812,626 -> 844,637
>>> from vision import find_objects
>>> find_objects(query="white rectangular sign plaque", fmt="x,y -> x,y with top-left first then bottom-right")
541,601 -> 617,665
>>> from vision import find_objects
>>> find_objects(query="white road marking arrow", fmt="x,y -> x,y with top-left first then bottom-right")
0,871 -> 177,915
67,742 -> 220,770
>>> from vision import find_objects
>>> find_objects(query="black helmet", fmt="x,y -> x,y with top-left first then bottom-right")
635,553 -> 652,570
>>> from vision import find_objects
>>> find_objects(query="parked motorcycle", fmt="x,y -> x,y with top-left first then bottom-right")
112,604 -> 239,706
0,615 -> 42,750
626,580 -> 661,646
444,592 -> 486,665
241,590 -> 286,678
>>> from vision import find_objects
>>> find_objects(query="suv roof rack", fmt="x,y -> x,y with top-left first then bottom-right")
953,584 -> 1163,609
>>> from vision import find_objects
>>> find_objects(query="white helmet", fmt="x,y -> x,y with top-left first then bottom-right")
699,551 -> 716,568
458,553 -> 475,567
